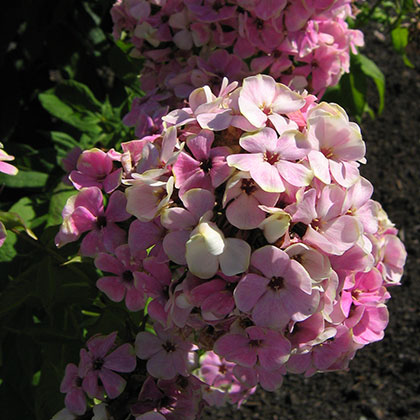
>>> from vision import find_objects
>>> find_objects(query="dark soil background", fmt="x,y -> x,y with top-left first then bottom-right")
203,30 -> 420,420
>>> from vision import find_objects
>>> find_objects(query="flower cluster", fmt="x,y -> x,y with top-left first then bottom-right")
111,0 -> 364,137
54,75 -> 406,418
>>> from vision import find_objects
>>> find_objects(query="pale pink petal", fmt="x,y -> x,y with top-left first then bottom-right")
106,190 -> 130,222
162,230 -> 190,265
251,245 -> 290,279
234,274 -> 269,313
239,128 -> 278,153
146,350 -> 177,379
104,343 -> 136,372
64,388 -> 86,415
135,332 -> 164,359
227,194 -> 266,229
160,208 -> 196,230
181,188 -> 215,218
276,160 -> 313,187
87,331 -> 117,357
98,368 -> 126,398
96,276 -> 125,302
219,238 -> 251,276
214,334 -> 257,367
187,130 -> 213,161
308,150 -> 331,184
329,160 -> 360,188
95,253 -> 124,275
252,292 -> 290,329
103,169 -> 122,193
251,161 -> 285,193
226,153 -> 264,172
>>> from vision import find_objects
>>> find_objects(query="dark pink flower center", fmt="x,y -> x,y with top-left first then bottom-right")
93,357 -> 105,370
200,158 -> 213,173
96,215 -> 107,229
240,178 -> 257,195
264,151 -> 280,165
269,276 -> 284,291
256,18 -> 264,30
249,339 -> 262,348
219,363 -> 227,374
122,270 -> 134,283
162,341 -> 176,353
75,376 -> 83,387
291,222 -> 308,238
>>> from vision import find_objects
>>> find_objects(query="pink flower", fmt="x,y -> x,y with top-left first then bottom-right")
234,245 -> 319,329
136,324 -> 192,380
0,223 -> 6,249
135,257 -> 173,324
223,171 -> 280,229
70,148 -> 122,193
214,326 -> 289,369
190,273 -> 239,320
60,363 -> 86,415
0,143 -> 18,175
227,127 -> 313,193
79,332 -> 136,399
286,184 -> 363,256
172,129 -> 232,195
238,74 -> 305,129
161,188 -> 215,265
55,187 -> 130,257
95,243 -> 147,311
307,102 -> 366,187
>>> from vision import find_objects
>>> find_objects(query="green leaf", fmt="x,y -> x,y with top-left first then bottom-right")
0,211 -> 37,240
0,170 -> 48,188
49,131 -> 79,157
54,80 -> 102,113
354,54 -> 385,115
9,197 -> 36,226
0,230 -> 17,262
391,27 -> 409,53
39,87 -> 101,134
391,27 -> 415,68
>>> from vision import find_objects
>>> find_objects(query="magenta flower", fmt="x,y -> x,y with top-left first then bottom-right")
287,325 -> 361,376
0,224 -> 6,249
172,129 -> 232,195
55,187 -> 130,257
70,148 -> 122,193
136,324 -> 192,380
135,257 -> 173,324
0,143 -> 18,175
190,273 -> 239,321
79,332 -> 136,399
95,243 -> 147,311
214,326 -> 290,373
60,363 -> 86,415
234,245 -> 319,329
